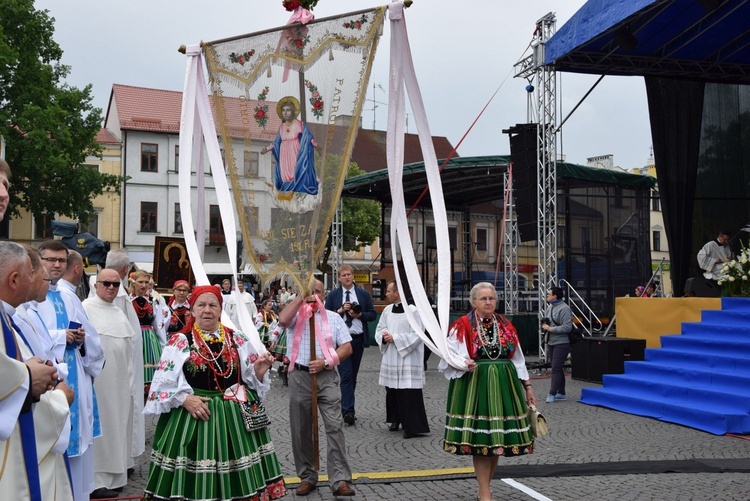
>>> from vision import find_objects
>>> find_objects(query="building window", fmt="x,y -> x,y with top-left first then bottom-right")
34,213 -> 54,240
82,163 -> 99,172
244,150 -> 259,177
82,213 -> 99,238
448,226 -> 458,250
652,190 -> 660,211
653,230 -> 661,251
614,187 -> 624,208
476,227 -> 488,251
173,145 -> 179,172
174,203 -> 183,234
581,227 -> 591,254
426,226 -> 436,248
141,143 -> 158,172
209,205 -> 225,245
140,202 -> 158,232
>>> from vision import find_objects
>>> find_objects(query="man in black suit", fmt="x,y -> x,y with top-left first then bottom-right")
325,265 -> 375,425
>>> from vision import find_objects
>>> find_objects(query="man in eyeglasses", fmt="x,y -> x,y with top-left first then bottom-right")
83,269 -> 137,496
100,248 -> 145,475
37,240 -> 105,501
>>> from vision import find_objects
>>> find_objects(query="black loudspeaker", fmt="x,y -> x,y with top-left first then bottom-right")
684,276 -> 721,297
505,124 -> 538,242
571,337 -> 646,383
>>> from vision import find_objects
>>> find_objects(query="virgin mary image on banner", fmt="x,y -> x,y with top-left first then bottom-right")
261,95 -> 321,213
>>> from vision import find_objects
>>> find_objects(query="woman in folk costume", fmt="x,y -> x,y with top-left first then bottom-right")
166,280 -> 192,339
130,270 -> 167,396
143,285 -> 285,501
255,299 -> 278,347
268,303 -> 290,386
439,282 -> 537,501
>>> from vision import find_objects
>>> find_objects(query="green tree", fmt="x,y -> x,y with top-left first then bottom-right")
0,0 -> 124,222
319,162 -> 381,271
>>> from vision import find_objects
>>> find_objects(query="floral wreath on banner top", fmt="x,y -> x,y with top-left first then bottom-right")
282,0 -> 319,11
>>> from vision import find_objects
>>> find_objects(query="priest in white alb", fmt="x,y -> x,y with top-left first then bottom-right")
374,280 -> 430,439
83,269 -> 136,495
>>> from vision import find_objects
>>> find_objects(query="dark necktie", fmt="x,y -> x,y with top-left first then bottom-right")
344,290 -> 352,327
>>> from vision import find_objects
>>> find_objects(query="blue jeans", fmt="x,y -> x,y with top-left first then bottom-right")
548,342 -> 570,396
339,334 -> 365,416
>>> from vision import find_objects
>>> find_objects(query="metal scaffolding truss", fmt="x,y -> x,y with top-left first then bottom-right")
331,200 -> 343,286
513,12 -> 558,361
502,169 -> 520,314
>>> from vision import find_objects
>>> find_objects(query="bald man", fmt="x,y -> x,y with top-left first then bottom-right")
84,269 -> 136,497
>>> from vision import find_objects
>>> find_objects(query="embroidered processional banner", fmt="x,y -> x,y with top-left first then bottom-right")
202,7 -> 386,292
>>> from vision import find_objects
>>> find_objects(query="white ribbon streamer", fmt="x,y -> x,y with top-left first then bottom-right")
178,45 -> 264,354
387,2 -> 466,370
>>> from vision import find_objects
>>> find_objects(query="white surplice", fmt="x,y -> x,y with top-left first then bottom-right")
83,295 -> 135,490
697,239 -> 733,279
374,303 -> 425,389
37,283 -> 103,501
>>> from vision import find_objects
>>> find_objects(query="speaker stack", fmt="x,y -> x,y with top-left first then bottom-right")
504,124 -> 538,243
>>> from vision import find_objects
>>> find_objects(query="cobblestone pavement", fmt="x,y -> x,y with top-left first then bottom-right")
117,349 -> 750,500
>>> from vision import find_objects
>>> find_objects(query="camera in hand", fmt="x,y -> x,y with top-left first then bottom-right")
540,318 -> 551,327
350,302 -> 362,314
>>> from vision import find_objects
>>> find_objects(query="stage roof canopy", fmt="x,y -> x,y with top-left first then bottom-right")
545,0 -> 750,83
342,155 -> 655,209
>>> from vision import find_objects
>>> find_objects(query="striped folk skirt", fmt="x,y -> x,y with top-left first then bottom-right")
142,325 -> 163,384
270,328 -> 288,360
144,388 -> 286,501
443,358 -> 534,457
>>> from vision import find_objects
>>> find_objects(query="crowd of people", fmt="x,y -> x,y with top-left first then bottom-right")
1,157 -> 543,501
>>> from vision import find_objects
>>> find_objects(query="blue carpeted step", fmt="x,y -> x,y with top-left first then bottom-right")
600,374 -> 750,410
720,297 -> 750,310
660,335 -> 750,357
645,347 -> 749,372
624,361 -> 750,391
681,322 -> 750,336
700,309 -> 750,324
580,387 -> 750,435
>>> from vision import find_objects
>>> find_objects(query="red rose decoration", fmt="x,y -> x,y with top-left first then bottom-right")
313,100 -> 323,110
283,0 -> 301,11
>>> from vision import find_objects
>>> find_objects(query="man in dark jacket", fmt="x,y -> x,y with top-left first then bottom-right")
325,265 -> 375,425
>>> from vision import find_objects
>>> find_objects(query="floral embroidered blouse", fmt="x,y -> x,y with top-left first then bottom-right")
143,327 -> 270,415
439,311 -> 530,381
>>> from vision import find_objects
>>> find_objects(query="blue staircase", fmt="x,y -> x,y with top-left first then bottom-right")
580,297 -> 750,435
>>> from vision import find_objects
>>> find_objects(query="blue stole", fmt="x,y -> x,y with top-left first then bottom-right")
47,290 -> 101,455
1,312 -> 42,501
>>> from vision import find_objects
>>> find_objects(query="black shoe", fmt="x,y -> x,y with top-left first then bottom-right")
389,422 -> 399,432
90,487 -> 120,499
127,467 -> 134,476
343,413 -> 356,425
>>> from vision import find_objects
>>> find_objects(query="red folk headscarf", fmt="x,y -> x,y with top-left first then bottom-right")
173,280 -> 189,290
188,285 -> 223,308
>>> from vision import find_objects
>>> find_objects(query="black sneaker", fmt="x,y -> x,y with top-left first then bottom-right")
343,413 -> 356,425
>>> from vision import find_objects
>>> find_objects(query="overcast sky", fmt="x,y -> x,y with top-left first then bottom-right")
35,0 -> 654,170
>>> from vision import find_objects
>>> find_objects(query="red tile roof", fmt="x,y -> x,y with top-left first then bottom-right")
109,84 -> 279,142
350,129 -> 458,173
95,128 -> 120,144
108,84 -> 457,163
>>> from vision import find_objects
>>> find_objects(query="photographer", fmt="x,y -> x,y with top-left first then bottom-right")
540,287 -> 573,403
325,265 -> 376,425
